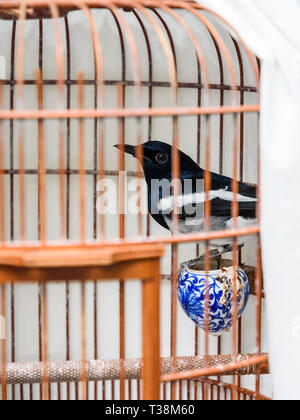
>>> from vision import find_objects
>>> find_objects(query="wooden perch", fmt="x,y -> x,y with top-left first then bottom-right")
0,354 -> 269,385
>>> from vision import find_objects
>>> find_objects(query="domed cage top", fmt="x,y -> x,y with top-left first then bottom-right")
0,0 -> 268,401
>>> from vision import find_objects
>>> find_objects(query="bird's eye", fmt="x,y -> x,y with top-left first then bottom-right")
155,153 -> 168,164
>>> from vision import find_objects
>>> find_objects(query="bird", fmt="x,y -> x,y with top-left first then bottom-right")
114,141 -> 257,257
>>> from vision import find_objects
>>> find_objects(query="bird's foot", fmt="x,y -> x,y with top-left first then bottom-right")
196,243 -> 244,269
210,242 -> 244,256
213,243 -> 244,268
180,243 -> 245,272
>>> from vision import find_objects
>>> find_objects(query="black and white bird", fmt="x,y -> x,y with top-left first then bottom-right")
114,141 -> 257,255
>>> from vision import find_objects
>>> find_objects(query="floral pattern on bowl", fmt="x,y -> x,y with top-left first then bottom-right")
178,262 -> 250,335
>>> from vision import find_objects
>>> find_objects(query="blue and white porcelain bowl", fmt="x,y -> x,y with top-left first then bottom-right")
178,259 -> 250,335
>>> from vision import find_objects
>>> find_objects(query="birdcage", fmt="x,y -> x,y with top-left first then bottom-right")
0,0 -> 269,401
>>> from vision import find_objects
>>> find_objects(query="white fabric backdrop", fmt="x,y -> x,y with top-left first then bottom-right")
198,0 -> 300,401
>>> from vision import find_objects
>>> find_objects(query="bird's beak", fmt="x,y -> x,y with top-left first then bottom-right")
114,144 -> 136,157
114,143 -> 152,164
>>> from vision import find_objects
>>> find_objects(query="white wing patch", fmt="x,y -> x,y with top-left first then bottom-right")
158,189 -> 257,212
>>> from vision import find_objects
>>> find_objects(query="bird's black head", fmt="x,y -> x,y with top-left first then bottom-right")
114,141 -> 173,178
114,140 -> 203,183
